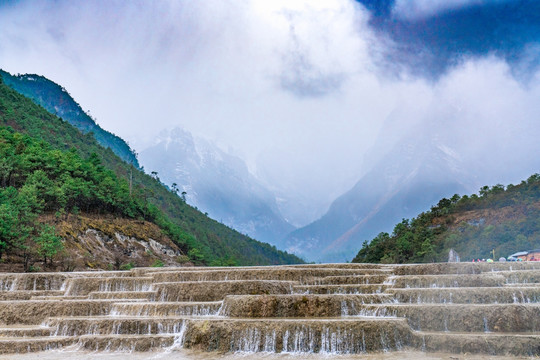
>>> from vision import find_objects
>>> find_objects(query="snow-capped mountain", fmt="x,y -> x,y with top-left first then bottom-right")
139,128 -> 295,247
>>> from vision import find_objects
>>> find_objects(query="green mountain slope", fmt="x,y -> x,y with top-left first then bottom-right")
0,70 -> 139,167
0,73 -> 303,267
353,175 -> 540,264
0,127 -> 157,269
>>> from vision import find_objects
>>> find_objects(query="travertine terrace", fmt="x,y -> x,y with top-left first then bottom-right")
0,262 -> 539,356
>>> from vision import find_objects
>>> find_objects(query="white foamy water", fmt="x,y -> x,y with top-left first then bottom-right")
0,350 -> 532,360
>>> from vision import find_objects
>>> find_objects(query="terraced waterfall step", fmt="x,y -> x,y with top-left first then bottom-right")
415,331 -> 540,356
109,301 -> 223,316
350,304 -> 540,332
0,290 -> 65,300
0,325 -> 53,337
0,334 -> 176,353
221,294 -> 395,317
88,291 -> 157,300
0,262 -> 539,357
150,268 -> 389,283
0,300 -> 116,325
181,317 -> 413,353
389,287 -> 540,303
153,280 -> 296,301
293,284 -> 389,294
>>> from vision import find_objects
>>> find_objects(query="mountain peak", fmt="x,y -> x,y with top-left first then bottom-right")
0,69 -> 140,168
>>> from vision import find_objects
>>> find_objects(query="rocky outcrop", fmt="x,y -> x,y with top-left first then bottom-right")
53,215 -> 185,270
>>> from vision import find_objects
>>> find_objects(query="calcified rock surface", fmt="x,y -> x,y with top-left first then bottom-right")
0,263 -> 539,356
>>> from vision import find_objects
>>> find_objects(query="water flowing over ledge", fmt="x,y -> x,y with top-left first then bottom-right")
0,262 -> 539,357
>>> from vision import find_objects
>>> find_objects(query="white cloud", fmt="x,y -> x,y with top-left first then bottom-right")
0,0 -> 539,226
392,0 -> 492,20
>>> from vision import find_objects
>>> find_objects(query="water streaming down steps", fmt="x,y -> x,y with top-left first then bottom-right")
0,263 -> 539,356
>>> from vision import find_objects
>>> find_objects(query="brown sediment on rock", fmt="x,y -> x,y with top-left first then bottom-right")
499,270 -> 540,284
293,284 -> 389,294
393,262 -> 540,275
129,266 -> 274,275
0,291 -> 64,300
415,332 -> 540,356
150,268 -> 388,283
309,275 -> 390,285
286,263 -> 390,269
110,301 -> 222,317
182,317 -> 413,353
222,294 -> 393,318
153,280 -> 295,302
0,326 -> 53,337
0,273 -> 68,291
29,295 -> 88,300
75,334 -> 175,352
357,304 -> 540,332
64,277 -> 153,296
46,316 -> 188,336
389,287 -> 540,304
389,274 -> 505,288
0,336 -> 75,354
88,291 -> 157,300
70,271 -> 136,277
0,300 -> 115,325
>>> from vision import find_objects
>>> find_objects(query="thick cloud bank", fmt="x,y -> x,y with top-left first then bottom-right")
0,0 -> 539,228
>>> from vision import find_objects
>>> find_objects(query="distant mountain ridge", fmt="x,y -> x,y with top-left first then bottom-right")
353,173 -> 540,264
139,128 -> 296,247
285,134 -> 473,262
0,70 -> 139,167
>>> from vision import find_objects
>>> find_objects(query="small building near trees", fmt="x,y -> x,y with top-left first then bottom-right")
508,250 -> 540,261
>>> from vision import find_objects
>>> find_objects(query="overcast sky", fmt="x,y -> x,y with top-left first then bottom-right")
1,0 -> 539,224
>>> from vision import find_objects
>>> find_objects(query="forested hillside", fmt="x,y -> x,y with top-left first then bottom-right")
353,176 -> 540,264
0,128 -> 165,269
0,70 -> 139,167
0,73 -> 303,268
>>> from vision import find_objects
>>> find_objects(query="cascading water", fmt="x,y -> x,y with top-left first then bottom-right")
0,263 -> 539,357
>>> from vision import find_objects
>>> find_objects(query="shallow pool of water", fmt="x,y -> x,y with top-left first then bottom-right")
0,349 -> 534,360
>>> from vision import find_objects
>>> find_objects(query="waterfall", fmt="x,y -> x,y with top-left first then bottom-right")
0,262 -> 539,356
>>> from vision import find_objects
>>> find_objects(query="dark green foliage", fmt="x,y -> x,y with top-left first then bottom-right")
151,259 -> 165,267
353,178 -> 540,264
0,127 -> 146,218
0,128 -> 150,268
119,262 -> 135,271
34,224 -> 63,265
0,70 -> 139,167
0,73 -> 302,266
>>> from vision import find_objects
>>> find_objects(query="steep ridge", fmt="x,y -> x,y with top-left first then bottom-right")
286,136 -> 471,262
353,174 -> 540,264
0,262 -> 538,356
0,70 -> 139,168
0,72 -> 302,267
139,128 -> 295,246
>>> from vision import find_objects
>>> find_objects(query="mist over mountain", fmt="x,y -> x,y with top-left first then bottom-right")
139,128 -> 295,247
290,90 -> 540,262
1,1 -> 540,264
286,133 -> 472,262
